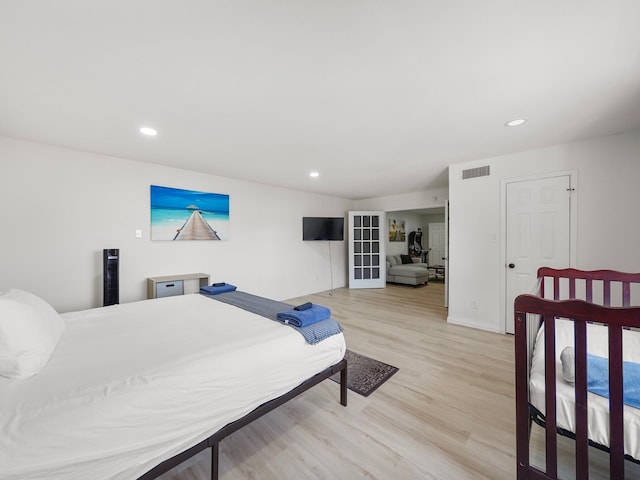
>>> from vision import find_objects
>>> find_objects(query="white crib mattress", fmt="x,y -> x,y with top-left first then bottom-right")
0,294 -> 346,480
529,318 -> 640,459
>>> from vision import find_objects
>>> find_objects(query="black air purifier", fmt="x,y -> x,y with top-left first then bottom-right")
103,248 -> 119,306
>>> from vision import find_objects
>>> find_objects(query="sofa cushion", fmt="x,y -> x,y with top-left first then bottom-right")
400,254 -> 412,264
386,255 -> 399,266
388,265 -> 429,278
410,261 -> 430,269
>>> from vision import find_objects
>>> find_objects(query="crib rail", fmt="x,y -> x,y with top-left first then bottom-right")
538,267 -> 639,306
515,267 -> 640,480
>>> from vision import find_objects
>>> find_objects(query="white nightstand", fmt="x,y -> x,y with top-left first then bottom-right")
147,273 -> 210,299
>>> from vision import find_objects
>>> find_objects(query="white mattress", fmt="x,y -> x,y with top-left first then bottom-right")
0,294 -> 346,480
529,318 -> 640,459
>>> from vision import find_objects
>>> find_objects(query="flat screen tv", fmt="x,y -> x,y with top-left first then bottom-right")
302,217 -> 344,241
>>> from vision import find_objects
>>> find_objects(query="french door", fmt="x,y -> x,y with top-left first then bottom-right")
348,211 -> 386,289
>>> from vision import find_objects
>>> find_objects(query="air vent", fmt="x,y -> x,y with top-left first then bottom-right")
462,165 -> 490,179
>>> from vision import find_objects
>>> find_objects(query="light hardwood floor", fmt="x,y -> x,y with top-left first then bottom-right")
158,283 -> 518,480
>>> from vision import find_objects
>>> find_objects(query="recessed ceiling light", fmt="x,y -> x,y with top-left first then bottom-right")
505,118 -> 527,127
309,171 -> 319,178
139,126 -> 158,136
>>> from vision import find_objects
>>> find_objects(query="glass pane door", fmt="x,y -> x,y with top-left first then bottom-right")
348,211 -> 386,289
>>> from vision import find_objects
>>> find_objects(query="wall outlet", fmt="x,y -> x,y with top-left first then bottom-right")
135,229 -> 142,238
471,300 -> 479,309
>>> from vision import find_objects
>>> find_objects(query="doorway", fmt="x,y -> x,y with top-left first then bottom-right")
502,172 -> 577,334
386,204 -> 448,307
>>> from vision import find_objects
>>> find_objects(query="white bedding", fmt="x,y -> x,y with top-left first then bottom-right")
529,318 -> 640,460
0,294 -> 346,480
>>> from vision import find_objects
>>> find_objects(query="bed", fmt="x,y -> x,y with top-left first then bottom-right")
0,289 -> 347,480
514,267 -> 640,479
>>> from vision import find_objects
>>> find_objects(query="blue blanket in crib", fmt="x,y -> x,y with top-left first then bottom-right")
276,304 -> 331,327
588,353 -> 640,409
201,290 -> 342,344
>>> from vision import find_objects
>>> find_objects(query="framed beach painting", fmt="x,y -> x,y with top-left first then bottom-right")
150,185 -> 230,241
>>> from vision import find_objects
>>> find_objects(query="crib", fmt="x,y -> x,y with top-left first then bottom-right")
514,267 -> 640,479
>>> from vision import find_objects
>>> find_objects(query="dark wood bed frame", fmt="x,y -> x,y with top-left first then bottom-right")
138,358 -> 347,480
515,267 -> 640,479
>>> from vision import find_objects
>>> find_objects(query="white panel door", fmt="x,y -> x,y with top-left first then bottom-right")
428,222 -> 446,266
505,175 -> 571,333
348,211 -> 386,289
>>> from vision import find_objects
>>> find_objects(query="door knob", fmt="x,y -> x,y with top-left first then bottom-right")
508,263 -> 515,269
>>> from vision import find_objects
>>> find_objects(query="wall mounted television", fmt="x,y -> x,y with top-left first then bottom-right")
302,217 -> 344,241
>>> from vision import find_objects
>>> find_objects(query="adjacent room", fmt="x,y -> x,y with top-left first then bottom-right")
2,2 -> 640,479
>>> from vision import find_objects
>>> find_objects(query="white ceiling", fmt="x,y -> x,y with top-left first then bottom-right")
2,1 -> 640,199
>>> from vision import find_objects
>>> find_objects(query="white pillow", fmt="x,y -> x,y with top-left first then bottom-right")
0,289 -> 65,379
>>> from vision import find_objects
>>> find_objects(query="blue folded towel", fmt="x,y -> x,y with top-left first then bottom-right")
201,291 -> 342,344
200,283 -> 237,295
276,304 -> 331,327
587,353 -> 640,409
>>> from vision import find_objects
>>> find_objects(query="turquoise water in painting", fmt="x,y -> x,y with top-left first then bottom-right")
150,185 -> 230,240
151,207 -> 230,240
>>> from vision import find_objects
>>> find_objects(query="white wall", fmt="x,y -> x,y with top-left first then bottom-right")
354,189 -> 448,212
448,130 -> 640,333
0,137 -> 353,312
385,211 -> 423,256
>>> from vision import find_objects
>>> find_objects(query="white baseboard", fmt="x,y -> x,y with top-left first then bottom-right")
446,315 -> 505,334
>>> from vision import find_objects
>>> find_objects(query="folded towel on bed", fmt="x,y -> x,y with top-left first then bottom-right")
294,302 -> 312,311
200,283 -> 237,295
201,290 -> 342,344
276,304 -> 331,327
587,353 -> 640,409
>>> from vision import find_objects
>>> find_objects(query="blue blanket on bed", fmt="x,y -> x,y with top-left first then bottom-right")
200,283 -> 237,295
588,353 -> 640,409
200,291 -> 342,344
276,304 -> 331,327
